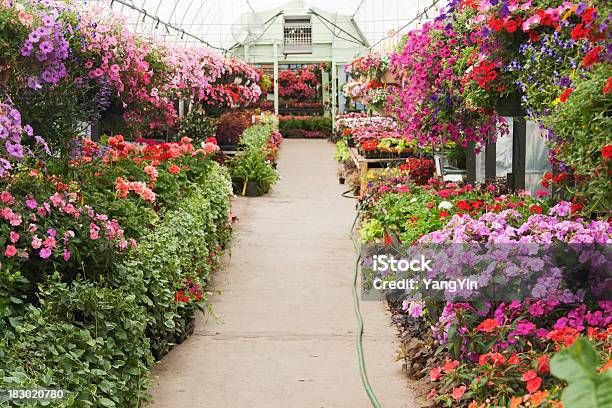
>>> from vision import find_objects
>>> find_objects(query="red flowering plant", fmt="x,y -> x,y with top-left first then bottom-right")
399,158 -> 436,185
425,299 -> 611,407
278,66 -> 319,100
66,135 -> 220,238
358,178 -> 549,244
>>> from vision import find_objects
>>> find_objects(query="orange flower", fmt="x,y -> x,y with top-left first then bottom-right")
599,359 -> 612,373
530,390 -> 549,406
510,396 -> 523,408
443,359 -> 460,372
169,165 -> 181,174
476,318 -> 499,333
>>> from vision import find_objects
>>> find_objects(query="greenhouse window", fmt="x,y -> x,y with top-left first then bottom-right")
283,15 -> 312,54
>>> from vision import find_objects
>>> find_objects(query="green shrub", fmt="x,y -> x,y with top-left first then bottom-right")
0,163 -> 233,406
1,279 -> 152,407
279,116 -> 332,134
229,124 -> 279,195
114,162 -> 232,358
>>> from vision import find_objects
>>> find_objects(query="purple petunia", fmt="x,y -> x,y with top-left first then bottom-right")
39,40 -> 54,54
5,141 -> 23,159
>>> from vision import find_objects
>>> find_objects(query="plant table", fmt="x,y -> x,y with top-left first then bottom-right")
348,147 -> 407,194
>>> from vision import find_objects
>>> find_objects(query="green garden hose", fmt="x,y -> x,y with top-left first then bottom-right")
345,190 -> 383,408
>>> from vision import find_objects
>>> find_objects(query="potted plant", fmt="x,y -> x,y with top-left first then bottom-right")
230,149 -> 278,197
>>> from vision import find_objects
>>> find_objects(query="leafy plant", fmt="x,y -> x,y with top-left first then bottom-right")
230,149 -> 278,195
215,110 -> 253,146
551,336 -> 612,408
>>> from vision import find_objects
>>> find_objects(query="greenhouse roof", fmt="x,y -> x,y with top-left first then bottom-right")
82,0 -> 441,52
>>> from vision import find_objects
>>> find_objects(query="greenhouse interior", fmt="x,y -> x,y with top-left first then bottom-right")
0,0 -> 610,407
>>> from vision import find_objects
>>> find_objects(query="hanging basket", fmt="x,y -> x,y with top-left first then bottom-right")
381,71 -> 397,84
495,93 -> 525,116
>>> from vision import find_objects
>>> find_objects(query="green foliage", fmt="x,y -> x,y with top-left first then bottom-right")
0,163 -> 232,406
540,65 -> 612,211
1,278 -> 152,407
551,337 -> 612,408
116,164 -> 232,357
230,150 -> 278,195
229,124 -> 279,195
279,116 -> 332,135
334,140 -> 350,163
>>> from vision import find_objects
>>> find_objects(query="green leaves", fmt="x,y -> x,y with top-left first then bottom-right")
550,337 -> 612,408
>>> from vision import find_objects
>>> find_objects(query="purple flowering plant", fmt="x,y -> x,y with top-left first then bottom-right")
0,99 -> 48,177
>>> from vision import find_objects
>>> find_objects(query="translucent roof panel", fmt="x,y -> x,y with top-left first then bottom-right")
81,0 -> 441,52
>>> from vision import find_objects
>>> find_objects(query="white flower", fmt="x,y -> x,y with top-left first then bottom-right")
438,201 -> 453,210
410,197 -> 418,203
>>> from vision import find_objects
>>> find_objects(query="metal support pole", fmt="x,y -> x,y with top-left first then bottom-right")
244,44 -> 250,63
331,62 -> 337,123
511,116 -> 526,191
273,43 -> 279,116
485,142 -> 496,180
466,141 -> 476,185
179,99 -> 185,117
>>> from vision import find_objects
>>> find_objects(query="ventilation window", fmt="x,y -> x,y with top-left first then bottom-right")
283,15 -> 312,54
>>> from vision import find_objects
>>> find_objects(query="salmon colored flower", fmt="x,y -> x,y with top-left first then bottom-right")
443,359 -> 460,372
452,385 -> 467,401
169,165 -> 180,174
476,318 -> 499,333
430,366 -> 443,381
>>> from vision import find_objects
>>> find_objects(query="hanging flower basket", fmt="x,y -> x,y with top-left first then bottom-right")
381,71 -> 397,84
495,93 -> 525,116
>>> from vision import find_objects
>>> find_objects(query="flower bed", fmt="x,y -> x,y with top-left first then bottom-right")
346,1 -> 612,392
358,171 -> 611,406
0,1 -> 266,405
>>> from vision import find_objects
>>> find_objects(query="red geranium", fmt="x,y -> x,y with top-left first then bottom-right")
602,145 -> 612,160
488,17 -> 503,31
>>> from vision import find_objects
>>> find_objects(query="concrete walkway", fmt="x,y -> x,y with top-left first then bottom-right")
149,139 -> 417,408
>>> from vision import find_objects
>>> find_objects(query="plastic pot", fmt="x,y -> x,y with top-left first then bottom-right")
244,181 -> 261,197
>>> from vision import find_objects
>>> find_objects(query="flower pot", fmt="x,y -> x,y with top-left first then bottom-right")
174,316 -> 196,345
244,180 -> 261,197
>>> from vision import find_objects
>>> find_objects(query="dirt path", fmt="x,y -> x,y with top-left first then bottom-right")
149,139 -> 418,408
